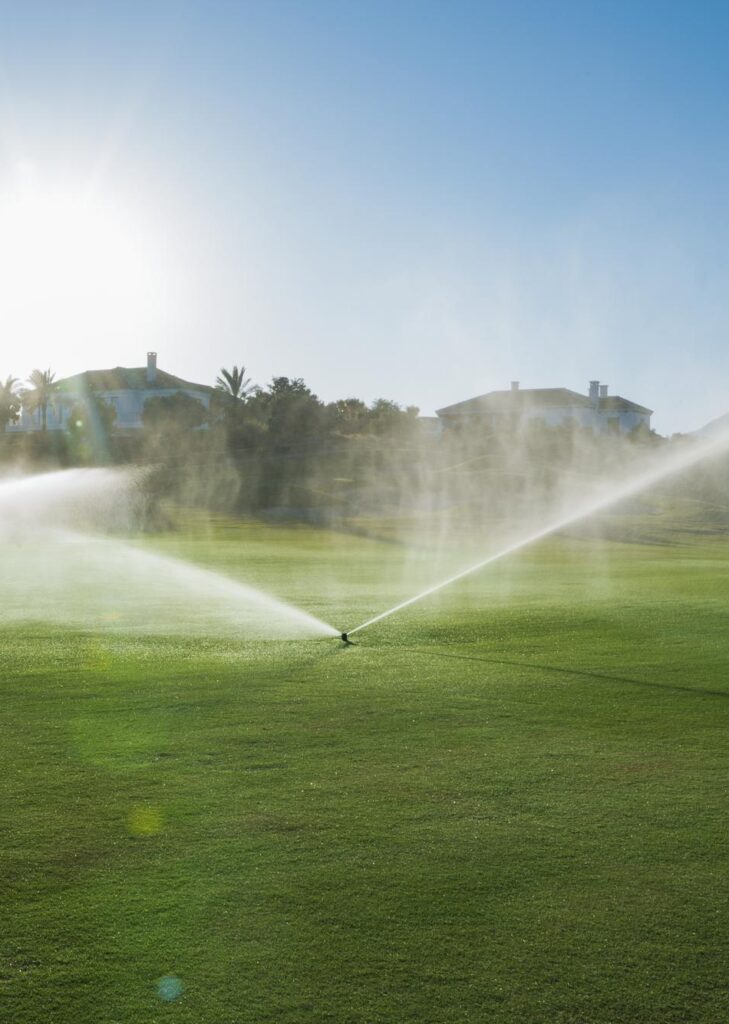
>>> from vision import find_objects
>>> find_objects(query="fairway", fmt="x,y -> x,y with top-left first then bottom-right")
3,517 -> 729,1023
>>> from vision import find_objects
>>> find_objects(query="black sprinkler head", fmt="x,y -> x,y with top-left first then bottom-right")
340,632 -> 352,644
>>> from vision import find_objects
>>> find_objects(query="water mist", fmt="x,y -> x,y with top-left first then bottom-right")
0,469 -> 338,640
344,427 -> 729,638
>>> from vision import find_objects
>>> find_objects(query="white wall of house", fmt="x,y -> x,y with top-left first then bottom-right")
8,401 -> 68,432
525,405 -> 595,430
606,409 -> 650,433
439,404 -> 650,436
7,387 -> 212,432
95,387 -> 212,429
516,404 -> 649,434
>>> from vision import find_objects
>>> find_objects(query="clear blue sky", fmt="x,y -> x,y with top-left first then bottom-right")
2,0 -> 729,433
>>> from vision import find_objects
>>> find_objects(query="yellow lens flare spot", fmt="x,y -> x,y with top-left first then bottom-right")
128,806 -> 164,837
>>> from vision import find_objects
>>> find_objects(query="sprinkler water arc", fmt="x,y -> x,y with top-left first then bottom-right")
0,469 -> 340,641
341,428 -> 729,641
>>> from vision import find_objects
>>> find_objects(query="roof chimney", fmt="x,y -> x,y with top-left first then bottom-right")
599,384 -> 608,398
147,351 -> 157,384
589,380 -> 599,401
510,380 -> 520,391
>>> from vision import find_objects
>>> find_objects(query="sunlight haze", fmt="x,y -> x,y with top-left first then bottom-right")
2,1 -> 728,433
4,7 -> 729,1021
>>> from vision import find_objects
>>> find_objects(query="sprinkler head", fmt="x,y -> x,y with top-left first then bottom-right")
340,632 -> 352,644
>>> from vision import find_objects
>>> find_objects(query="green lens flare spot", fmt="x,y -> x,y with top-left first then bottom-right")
156,975 -> 184,1002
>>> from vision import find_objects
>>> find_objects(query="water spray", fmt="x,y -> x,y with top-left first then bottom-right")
0,469 -> 340,641
341,429 -> 729,640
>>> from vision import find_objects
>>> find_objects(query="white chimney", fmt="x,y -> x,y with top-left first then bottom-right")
147,351 -> 157,384
510,380 -> 520,391
599,384 -> 608,398
589,380 -> 599,400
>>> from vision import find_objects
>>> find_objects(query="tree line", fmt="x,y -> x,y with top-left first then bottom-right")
144,371 -> 424,514
1,369 -> 57,432
0,364 -> 420,437
2,362 -> 679,526
0,363 -> 424,514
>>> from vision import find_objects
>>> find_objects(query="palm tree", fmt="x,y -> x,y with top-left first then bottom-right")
25,368 -> 58,431
215,365 -> 255,401
0,375 -> 21,431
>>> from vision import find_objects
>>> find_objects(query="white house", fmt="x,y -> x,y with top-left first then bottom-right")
436,381 -> 652,436
8,353 -> 217,433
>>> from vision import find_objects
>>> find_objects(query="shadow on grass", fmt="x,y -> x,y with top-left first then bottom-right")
386,644 -> 729,700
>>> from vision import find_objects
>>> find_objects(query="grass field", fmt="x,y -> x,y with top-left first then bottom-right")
3,512 -> 729,1023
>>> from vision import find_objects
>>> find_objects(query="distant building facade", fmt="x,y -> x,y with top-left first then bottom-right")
436,380 -> 652,436
8,353 -> 216,433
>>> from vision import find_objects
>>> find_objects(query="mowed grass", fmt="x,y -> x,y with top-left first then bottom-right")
2,516 -> 729,1023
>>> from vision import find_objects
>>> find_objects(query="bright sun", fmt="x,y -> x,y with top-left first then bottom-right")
0,171 -> 171,358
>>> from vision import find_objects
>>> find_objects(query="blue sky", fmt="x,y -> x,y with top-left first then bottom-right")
1,1 -> 729,432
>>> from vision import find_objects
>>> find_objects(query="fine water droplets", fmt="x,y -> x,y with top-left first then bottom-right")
0,469 -> 338,640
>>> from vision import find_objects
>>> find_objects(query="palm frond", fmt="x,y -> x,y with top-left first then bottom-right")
215,364 -> 254,400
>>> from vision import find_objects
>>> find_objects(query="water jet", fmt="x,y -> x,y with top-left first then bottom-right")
0,469 -> 339,640
343,428 -> 729,639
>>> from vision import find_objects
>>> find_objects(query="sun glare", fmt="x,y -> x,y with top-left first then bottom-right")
0,171 -> 171,354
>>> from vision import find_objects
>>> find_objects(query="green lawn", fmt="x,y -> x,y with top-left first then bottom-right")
3,515 -> 729,1023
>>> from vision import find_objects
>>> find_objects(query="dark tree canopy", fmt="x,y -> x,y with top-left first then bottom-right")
143,392 -> 208,432
24,368 -> 58,431
0,376 -> 21,430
